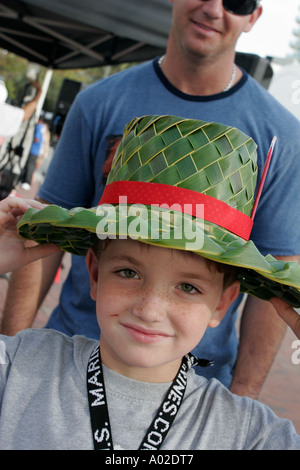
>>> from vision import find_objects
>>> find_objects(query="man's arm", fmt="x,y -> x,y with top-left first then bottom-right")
0,93 -> 94,336
22,78 -> 42,122
230,255 -> 300,399
0,249 -> 63,335
271,297 -> 300,340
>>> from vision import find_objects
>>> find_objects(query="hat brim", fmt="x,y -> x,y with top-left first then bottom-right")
17,204 -> 300,307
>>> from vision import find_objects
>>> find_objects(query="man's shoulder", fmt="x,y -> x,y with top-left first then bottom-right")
69,59 -> 155,121
80,60 -> 154,97
241,72 -> 300,125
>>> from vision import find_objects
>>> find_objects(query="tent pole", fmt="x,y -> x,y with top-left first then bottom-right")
36,68 -> 53,119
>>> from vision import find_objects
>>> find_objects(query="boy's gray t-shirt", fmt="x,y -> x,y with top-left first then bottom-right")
0,329 -> 299,450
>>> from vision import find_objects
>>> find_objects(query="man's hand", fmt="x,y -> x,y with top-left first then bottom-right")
0,196 -> 60,274
22,76 -> 42,121
271,298 -> 300,340
29,77 -> 42,94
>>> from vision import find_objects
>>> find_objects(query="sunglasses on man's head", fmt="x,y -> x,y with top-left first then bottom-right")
223,0 -> 259,16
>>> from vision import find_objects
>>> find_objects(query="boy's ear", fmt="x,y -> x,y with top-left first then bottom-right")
85,248 -> 99,301
209,281 -> 240,328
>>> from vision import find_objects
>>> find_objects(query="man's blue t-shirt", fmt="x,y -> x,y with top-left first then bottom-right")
39,58 -> 300,386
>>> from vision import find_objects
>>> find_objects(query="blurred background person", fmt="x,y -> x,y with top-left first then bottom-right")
0,77 -> 42,139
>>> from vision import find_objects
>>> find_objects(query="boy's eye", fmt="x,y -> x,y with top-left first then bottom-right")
180,283 -> 198,294
119,268 -> 138,279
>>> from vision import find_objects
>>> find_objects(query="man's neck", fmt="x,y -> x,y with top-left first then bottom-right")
160,48 -> 241,96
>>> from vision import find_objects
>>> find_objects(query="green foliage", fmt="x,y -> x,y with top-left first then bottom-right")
0,49 -> 28,102
0,49 -> 134,111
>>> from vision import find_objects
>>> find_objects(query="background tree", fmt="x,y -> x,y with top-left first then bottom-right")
0,48 -> 134,112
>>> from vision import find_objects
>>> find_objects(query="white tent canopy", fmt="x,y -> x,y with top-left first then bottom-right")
0,0 -> 273,89
0,0 -> 172,68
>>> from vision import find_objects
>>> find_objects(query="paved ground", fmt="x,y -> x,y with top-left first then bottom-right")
0,183 -> 299,435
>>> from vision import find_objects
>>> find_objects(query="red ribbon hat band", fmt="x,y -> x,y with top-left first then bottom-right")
98,137 -> 277,242
98,180 -> 253,241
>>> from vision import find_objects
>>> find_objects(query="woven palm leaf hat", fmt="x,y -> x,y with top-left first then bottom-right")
18,115 -> 300,307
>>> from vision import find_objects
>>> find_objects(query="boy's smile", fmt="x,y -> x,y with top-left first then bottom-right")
121,322 -> 174,344
86,239 -> 239,383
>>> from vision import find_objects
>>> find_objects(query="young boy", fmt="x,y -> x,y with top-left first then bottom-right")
2,115 -> 300,450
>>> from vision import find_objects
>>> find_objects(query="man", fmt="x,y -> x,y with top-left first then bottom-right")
2,0 -> 300,399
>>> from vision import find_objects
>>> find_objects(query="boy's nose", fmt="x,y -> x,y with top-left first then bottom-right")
132,289 -> 168,323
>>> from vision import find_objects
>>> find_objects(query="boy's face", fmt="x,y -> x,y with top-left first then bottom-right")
86,239 -> 239,382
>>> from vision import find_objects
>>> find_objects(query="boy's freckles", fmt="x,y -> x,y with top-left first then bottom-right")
89,238 -> 236,381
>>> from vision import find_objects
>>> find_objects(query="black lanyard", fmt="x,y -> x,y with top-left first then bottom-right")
86,345 -> 213,450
